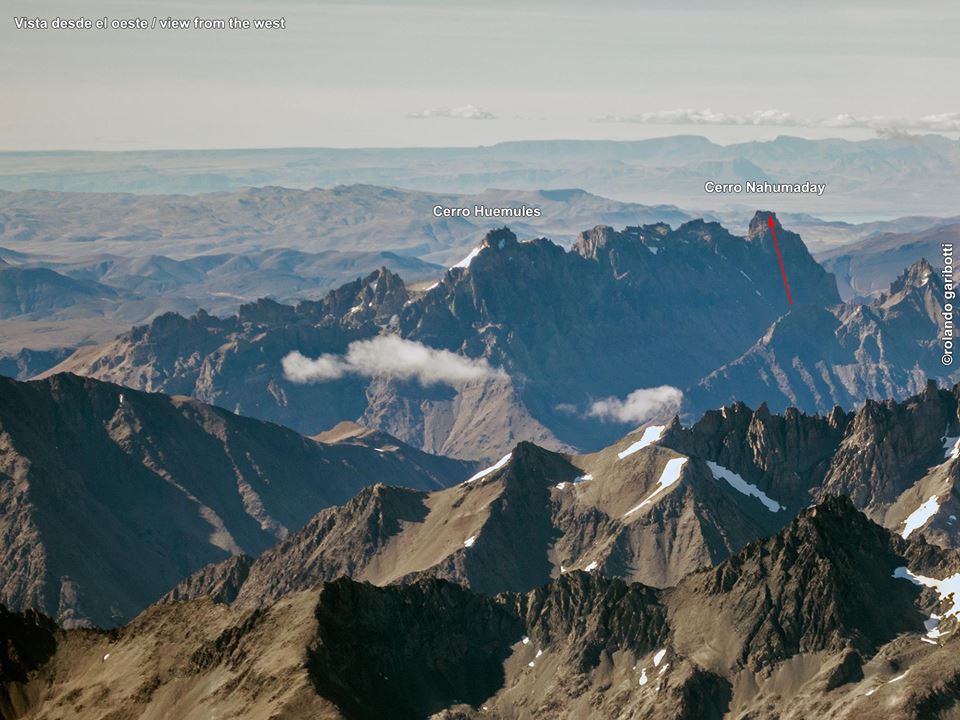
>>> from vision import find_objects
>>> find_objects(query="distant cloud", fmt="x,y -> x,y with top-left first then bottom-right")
597,108 -> 960,132
406,104 -> 496,120
597,108 -> 800,127
282,335 -> 503,386
587,386 -> 683,424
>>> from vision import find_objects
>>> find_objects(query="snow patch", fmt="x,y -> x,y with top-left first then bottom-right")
706,461 -> 784,512
888,671 -> 910,684
944,434 -> 960,460
639,668 -> 649,686
465,453 -> 512,483
451,246 -> 482,269
425,282 -> 439,291
623,457 -> 688,516
574,474 -> 593,483
893,566 -> 960,638
535,649 -> 543,658
463,535 -> 476,548
555,481 -> 569,490
522,636 -> 530,645
739,269 -> 752,282
659,663 -> 670,675
102,653 -> 110,661
901,495 -> 940,538
653,648 -> 667,667
617,425 -> 665,460
584,560 -> 599,572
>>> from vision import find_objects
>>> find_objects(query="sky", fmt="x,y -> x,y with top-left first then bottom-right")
3,0 -> 959,150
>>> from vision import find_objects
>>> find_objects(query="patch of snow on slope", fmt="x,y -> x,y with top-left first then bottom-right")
584,560 -> 599,572
653,649 -> 667,667
894,566 -> 960,638
451,246 -> 482,269
463,536 -> 476,548
944,433 -> 960,460
623,458 -> 688,517
638,668 -> 649,686
575,474 -> 593,483
901,495 -> 940,539
706,461 -> 783,512
465,453 -> 512,483
617,426 -> 666,460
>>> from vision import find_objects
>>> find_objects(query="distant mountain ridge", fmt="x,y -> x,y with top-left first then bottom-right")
2,134 -> 959,215
48,213 -> 841,459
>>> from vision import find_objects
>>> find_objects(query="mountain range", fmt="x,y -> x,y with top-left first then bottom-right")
3,496 -> 959,719
1,371 -> 960,716
3,135 -> 960,215
0,373 -> 471,627
42,213 -> 959,461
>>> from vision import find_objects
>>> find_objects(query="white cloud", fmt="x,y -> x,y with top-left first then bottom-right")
406,104 -> 497,120
596,108 -> 801,126
596,108 -> 960,132
587,386 -> 683,424
282,335 -> 503,387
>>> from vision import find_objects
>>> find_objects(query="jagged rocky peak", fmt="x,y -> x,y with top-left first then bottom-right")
819,381 -> 960,511
570,224 -> 619,258
237,297 -> 297,325
483,440 -> 580,490
662,399 -> 850,508
746,209 -> 781,240
310,266 -> 409,323
129,307 -> 222,342
677,496 -> 921,670
881,257 -> 941,301
673,217 -> 730,245
518,572 -> 669,665
478,226 -> 521,252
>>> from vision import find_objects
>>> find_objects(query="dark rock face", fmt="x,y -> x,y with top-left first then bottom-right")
819,382 -> 959,514
307,578 -> 522,720
661,400 -> 850,510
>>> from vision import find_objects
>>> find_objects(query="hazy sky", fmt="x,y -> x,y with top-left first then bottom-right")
3,0 -> 958,150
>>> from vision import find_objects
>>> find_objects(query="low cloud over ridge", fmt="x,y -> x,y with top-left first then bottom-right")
587,386 -> 683,424
282,335 -> 503,387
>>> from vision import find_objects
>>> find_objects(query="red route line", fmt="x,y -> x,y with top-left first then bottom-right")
767,215 -> 793,305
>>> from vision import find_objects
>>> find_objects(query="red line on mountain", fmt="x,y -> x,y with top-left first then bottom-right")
767,215 -> 793,305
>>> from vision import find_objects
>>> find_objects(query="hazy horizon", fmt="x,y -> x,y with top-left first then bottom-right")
4,0 -> 959,151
